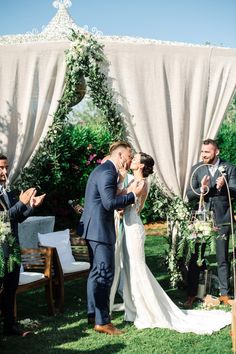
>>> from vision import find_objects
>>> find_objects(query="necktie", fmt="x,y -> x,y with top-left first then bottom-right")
0,185 -> 10,208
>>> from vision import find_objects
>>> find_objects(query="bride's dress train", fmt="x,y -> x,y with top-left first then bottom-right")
111,199 -> 231,335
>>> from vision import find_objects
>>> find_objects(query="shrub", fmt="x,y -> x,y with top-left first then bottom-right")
14,122 -> 112,229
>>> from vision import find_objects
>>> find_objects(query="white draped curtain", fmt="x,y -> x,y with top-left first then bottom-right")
0,37 -> 236,198
102,39 -> 236,198
0,41 -> 69,182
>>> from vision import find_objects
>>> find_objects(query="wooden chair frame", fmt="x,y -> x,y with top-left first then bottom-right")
16,247 -> 55,316
52,233 -> 90,312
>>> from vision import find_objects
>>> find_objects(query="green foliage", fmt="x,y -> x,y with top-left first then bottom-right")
217,94 -> 236,164
14,122 -> 112,228
0,211 -> 21,277
67,30 -> 126,139
140,182 -> 166,224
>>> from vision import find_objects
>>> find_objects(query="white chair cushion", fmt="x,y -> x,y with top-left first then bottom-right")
19,272 -> 45,285
38,229 -> 75,268
63,261 -> 90,274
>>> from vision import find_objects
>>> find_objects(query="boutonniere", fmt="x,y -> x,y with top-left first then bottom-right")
218,165 -> 227,176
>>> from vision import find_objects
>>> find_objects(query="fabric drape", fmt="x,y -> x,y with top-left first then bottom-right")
0,41 -> 69,182
102,39 -> 236,198
0,37 -> 236,198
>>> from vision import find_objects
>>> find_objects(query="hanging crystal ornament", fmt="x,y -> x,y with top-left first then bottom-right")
53,0 -> 72,9
0,1 -> 226,47
0,0 -> 86,45
39,1 -> 86,41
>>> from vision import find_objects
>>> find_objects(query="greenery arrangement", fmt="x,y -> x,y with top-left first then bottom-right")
177,210 -> 217,267
0,209 -> 21,277
217,94 -> 236,166
140,175 -> 191,286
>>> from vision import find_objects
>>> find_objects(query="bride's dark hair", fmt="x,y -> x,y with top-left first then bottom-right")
139,152 -> 155,177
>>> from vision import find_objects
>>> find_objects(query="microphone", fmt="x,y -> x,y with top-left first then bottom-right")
68,199 -> 76,207
68,200 -> 84,214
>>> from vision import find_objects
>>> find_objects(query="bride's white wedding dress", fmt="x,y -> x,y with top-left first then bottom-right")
112,196 -> 231,335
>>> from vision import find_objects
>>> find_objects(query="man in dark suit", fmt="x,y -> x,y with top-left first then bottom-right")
81,141 -> 144,335
0,154 -> 45,336
185,139 -> 236,307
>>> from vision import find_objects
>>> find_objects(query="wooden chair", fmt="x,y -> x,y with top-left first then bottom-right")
38,229 -> 90,312
15,247 -> 55,316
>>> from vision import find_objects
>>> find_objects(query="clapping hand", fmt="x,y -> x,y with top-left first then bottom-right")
19,188 -> 36,205
201,175 -> 210,193
30,193 -> 46,207
216,176 -> 225,191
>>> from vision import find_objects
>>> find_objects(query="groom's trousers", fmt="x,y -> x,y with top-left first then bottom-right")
86,240 -> 115,325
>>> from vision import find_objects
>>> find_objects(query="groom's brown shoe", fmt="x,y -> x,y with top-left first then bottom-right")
219,295 -> 232,305
94,323 -> 125,335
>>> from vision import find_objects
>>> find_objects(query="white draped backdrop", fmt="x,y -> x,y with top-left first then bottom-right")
0,37 -> 236,199
102,39 -> 236,198
0,41 -> 68,182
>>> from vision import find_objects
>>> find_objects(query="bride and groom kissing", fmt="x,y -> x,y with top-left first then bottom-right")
81,141 -> 231,336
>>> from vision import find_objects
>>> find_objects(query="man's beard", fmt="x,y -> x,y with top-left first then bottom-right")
202,157 -> 216,165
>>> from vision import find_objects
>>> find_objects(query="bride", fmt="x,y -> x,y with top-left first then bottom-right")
111,152 -> 231,335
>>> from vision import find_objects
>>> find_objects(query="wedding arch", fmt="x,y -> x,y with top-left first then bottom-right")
0,0 -> 236,283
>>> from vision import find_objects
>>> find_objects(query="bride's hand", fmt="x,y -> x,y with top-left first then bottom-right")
130,180 -> 145,197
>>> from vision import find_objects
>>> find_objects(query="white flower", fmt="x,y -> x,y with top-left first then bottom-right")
0,211 -> 11,245
218,165 -> 227,175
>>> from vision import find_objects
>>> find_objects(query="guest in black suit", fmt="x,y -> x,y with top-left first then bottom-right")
0,155 -> 45,336
81,141 -> 144,335
185,139 -> 236,307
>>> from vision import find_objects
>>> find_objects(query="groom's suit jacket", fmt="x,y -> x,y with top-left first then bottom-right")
186,159 -> 236,226
81,160 -> 135,245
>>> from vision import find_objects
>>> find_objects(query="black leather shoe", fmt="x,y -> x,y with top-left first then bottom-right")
87,316 -> 95,325
183,296 -> 196,309
3,323 -> 31,337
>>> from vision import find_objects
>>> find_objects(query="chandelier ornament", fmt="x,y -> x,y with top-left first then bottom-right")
0,0 -> 227,47
53,0 -> 72,9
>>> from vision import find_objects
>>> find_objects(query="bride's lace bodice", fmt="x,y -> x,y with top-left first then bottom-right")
124,197 -> 144,229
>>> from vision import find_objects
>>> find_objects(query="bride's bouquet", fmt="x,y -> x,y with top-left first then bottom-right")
0,210 -> 21,277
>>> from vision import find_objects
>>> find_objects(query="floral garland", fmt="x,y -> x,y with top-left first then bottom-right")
65,29 -> 126,139
150,175 -> 191,286
14,29 -> 126,191
0,210 -> 21,277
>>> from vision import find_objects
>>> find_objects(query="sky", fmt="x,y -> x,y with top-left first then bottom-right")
0,0 -> 235,48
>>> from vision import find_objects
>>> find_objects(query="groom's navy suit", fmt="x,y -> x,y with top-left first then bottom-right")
81,160 -> 135,325
186,159 -> 236,296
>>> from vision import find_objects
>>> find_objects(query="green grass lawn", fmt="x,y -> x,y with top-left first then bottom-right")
1,235 -> 233,354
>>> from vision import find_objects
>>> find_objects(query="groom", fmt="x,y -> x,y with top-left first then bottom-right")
81,141 -> 144,335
